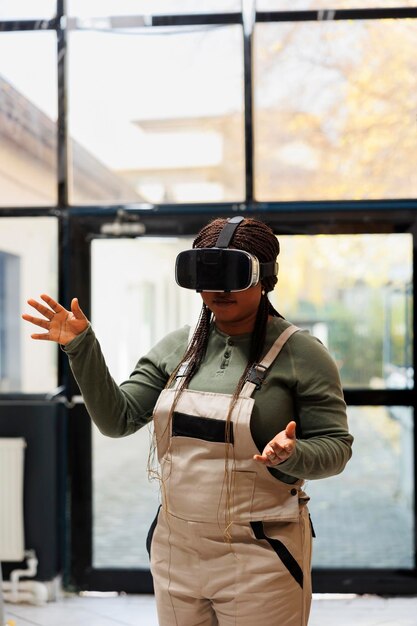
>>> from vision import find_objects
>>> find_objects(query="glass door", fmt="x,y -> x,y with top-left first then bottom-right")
68,216 -> 416,594
90,236 -> 201,569
278,233 -> 415,586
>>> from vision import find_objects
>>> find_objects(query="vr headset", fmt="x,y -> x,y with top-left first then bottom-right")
175,216 -> 278,292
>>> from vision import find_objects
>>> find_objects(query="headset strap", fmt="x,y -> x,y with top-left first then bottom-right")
260,260 -> 279,279
215,217 -> 277,279
215,216 -> 244,248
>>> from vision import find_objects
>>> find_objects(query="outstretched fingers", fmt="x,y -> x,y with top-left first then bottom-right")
23,294 -> 87,345
21,312 -> 51,330
22,294 -> 65,341
26,298 -> 55,320
40,293 -> 65,314
29,331 -> 52,341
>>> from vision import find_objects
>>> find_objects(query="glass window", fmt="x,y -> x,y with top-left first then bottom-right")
68,0 -> 241,17
257,1 -> 417,9
254,19 -> 417,201
0,218 -> 58,393
275,233 -> 413,389
91,237 -> 200,567
0,32 -> 57,207
308,406 -> 414,569
93,425 -> 160,568
0,1 -> 56,20
90,235 -> 414,568
68,26 -> 245,205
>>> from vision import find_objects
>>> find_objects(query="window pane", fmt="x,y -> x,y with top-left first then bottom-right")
91,237 -> 200,567
254,20 -> 417,200
0,218 -> 58,393
0,32 -> 57,206
257,1 -> 417,8
91,235 -> 414,567
309,406 -> 414,569
275,233 -> 413,389
0,1 -> 56,19
68,0 -> 240,16
69,27 -> 244,205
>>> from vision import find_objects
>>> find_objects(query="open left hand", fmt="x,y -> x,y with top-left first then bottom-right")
253,421 -> 297,466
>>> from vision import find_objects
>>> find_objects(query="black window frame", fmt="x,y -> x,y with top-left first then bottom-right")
0,1 -> 416,595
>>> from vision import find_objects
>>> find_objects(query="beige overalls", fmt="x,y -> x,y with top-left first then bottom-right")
149,326 -> 312,626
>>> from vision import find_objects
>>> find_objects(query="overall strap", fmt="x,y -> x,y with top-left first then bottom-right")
240,325 -> 300,398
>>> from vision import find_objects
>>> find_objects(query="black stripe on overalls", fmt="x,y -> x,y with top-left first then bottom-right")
250,521 -> 304,589
172,411 -> 234,444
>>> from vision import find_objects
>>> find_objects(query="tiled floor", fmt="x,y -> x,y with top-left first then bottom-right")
3,594 -> 417,626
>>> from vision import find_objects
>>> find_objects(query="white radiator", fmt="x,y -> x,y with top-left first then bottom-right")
0,438 -> 26,562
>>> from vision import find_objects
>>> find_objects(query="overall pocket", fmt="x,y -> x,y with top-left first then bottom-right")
250,519 -> 304,589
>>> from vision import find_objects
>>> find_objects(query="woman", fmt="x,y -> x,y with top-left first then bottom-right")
23,216 -> 353,626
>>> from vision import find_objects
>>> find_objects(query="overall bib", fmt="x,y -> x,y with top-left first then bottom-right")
149,326 -> 312,626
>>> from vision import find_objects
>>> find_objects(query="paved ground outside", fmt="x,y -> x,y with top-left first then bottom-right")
93,406 -> 414,571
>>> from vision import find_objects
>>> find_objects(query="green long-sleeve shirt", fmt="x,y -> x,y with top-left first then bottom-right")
64,317 -> 352,483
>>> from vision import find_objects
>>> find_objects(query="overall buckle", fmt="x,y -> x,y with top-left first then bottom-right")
246,363 -> 268,390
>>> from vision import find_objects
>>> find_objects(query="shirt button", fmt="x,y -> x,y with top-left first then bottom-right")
227,338 -> 234,346
224,351 -> 231,358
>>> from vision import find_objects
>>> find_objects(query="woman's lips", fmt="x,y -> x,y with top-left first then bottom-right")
212,297 -> 236,306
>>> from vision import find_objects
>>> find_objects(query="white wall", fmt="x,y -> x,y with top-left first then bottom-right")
0,217 -> 58,392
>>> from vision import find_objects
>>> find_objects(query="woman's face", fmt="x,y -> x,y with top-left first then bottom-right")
201,283 -> 263,336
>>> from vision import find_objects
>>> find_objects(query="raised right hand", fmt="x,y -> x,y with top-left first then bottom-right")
253,421 -> 297,466
22,294 -> 89,346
